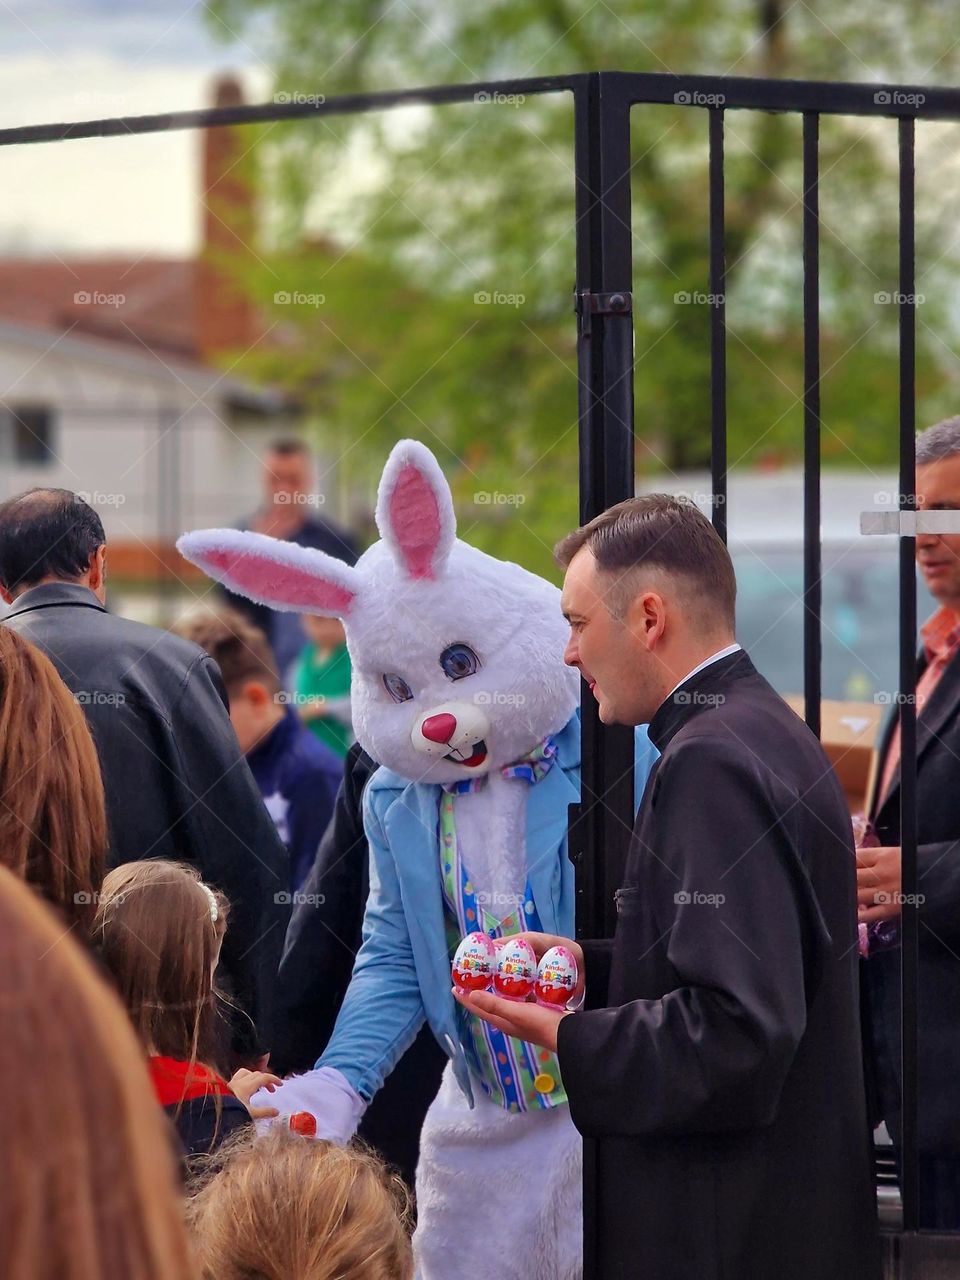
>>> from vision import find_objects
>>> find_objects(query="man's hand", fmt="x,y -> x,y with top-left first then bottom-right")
857,845 -> 902,923
453,988 -> 572,1053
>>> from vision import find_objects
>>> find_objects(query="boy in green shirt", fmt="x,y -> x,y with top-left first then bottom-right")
293,614 -> 353,758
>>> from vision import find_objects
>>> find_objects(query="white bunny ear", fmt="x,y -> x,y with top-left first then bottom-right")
177,528 -> 360,617
375,439 -> 456,580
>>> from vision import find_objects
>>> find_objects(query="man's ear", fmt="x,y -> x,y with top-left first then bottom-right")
626,590 -> 666,648
87,545 -> 107,597
242,681 -> 273,709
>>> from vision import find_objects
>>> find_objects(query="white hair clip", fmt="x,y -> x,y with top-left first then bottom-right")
200,881 -> 219,924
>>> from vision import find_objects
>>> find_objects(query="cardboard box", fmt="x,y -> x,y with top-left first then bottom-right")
783,696 -> 884,814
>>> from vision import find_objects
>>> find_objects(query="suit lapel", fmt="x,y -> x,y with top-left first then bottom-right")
874,646 -> 960,824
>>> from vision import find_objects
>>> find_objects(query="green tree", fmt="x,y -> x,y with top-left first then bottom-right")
206,0 -> 960,574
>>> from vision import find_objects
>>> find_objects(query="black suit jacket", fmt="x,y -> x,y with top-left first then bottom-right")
272,742 -> 445,1188
864,639 -> 960,1152
557,651 -> 880,1280
3,583 -> 290,1053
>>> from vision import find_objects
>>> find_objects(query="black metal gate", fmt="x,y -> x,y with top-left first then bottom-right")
4,66 -> 957,1278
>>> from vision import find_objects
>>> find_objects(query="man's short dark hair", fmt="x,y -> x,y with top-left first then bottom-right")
265,437 -> 310,458
176,610 -> 280,697
0,488 -> 106,595
555,494 -> 736,631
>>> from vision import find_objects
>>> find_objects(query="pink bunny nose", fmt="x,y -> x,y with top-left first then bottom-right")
421,713 -> 457,743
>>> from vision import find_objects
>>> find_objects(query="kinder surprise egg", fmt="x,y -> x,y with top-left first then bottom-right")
493,937 -> 538,1001
535,945 -> 579,1008
452,932 -> 496,992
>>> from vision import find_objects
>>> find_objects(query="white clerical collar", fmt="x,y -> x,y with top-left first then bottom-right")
663,643 -> 742,705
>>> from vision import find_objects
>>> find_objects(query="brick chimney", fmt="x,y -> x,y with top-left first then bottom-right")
195,74 -> 256,361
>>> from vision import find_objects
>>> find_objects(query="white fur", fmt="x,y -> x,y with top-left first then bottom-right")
414,1065 -> 582,1280
181,440 -> 583,1277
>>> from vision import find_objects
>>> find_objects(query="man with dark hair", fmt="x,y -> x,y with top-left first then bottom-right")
225,438 -> 361,680
177,610 -> 342,893
458,495 -> 880,1279
0,488 -> 289,1059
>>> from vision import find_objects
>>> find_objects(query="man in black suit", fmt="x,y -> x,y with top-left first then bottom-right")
0,488 -> 289,1057
458,494 -> 879,1279
859,415 -> 960,1228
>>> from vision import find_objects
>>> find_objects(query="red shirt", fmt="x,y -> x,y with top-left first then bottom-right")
147,1055 -> 234,1108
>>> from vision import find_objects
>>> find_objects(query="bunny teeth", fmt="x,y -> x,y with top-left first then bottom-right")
445,739 -> 488,767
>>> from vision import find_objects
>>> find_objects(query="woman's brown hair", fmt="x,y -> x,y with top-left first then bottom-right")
187,1128 -> 413,1280
0,626 -> 107,934
93,860 -> 230,1072
0,863 -> 195,1280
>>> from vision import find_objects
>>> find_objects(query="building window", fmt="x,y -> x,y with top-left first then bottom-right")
0,404 -> 56,465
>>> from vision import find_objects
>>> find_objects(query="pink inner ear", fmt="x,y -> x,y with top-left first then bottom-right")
389,462 -> 442,579
201,548 -> 355,613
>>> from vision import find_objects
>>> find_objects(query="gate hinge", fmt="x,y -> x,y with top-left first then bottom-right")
575,289 -> 632,337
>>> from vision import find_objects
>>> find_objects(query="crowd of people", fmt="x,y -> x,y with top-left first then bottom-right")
0,442 -> 413,1279
0,418 -> 959,1277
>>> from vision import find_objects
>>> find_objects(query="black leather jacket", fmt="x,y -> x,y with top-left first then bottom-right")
4,582 -> 290,1052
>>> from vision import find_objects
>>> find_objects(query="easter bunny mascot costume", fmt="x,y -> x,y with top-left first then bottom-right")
180,439 -> 635,1279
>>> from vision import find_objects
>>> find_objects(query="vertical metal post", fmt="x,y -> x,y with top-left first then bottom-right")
571,70 -> 637,1280
708,108 -> 727,544
802,113 -> 822,738
898,114 -> 920,1236
572,72 -> 636,944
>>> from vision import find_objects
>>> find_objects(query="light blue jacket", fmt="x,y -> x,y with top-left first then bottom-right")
320,713 -> 658,1104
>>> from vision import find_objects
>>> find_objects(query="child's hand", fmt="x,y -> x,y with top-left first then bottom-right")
230,1068 -> 283,1118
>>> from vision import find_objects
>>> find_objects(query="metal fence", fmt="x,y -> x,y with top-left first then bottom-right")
3,66 -> 956,1277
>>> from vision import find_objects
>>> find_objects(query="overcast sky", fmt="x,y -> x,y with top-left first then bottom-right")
0,1 -> 270,255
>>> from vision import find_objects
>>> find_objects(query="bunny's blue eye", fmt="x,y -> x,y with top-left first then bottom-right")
382,673 -> 414,703
440,643 -> 480,681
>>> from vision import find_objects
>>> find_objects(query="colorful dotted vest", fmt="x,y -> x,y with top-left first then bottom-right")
439,788 -> 567,1113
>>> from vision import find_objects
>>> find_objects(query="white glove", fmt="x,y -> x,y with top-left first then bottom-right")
251,1066 -> 367,1144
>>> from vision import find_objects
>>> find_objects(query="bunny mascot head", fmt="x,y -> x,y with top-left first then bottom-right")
178,439 -> 580,785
